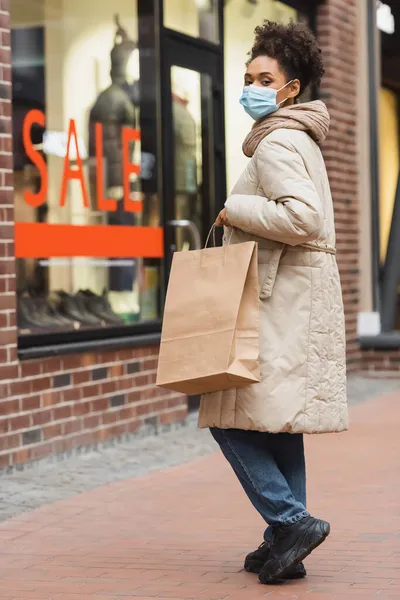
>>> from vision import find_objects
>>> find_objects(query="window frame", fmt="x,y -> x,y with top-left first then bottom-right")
15,0 -> 166,357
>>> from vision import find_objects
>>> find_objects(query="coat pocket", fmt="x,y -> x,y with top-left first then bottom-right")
259,245 -> 286,300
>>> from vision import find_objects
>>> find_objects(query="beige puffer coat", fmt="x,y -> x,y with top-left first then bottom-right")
199,110 -> 348,434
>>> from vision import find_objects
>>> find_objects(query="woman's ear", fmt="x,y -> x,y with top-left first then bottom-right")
289,79 -> 301,99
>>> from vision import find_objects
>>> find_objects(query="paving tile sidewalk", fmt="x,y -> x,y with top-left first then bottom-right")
1,390 -> 400,599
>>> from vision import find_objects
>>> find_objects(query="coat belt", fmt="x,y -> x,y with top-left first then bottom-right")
302,242 -> 336,255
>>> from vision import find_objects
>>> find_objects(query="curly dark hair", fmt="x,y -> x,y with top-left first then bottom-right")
248,20 -> 325,96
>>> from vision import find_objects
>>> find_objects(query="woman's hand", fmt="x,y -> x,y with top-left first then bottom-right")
216,208 -> 231,227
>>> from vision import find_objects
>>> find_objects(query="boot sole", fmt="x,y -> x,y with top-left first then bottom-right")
246,559 -> 307,580
259,523 -> 330,584
259,570 -> 307,584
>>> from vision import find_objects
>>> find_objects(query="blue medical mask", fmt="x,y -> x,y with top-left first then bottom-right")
239,80 -> 293,121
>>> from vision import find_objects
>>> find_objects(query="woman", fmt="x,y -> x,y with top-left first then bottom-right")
198,20 -> 348,585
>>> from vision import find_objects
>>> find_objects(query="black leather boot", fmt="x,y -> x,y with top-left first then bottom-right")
259,516 -> 330,584
244,541 -> 306,579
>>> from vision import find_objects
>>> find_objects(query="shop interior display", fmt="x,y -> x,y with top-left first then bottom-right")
17,288 -> 125,332
12,14 -> 160,334
88,15 -> 140,313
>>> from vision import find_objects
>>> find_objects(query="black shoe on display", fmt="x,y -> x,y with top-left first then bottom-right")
35,296 -> 73,328
17,294 -> 40,329
17,294 -> 40,330
18,293 -> 62,330
244,541 -> 307,579
258,516 -> 330,584
46,294 -> 77,328
77,289 -> 124,325
56,291 -> 103,326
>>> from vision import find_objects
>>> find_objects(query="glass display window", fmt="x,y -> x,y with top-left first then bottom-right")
11,0 -> 162,339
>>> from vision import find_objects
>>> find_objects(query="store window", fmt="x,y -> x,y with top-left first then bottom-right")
224,0 -> 310,192
163,0 -> 219,44
11,0 -> 162,339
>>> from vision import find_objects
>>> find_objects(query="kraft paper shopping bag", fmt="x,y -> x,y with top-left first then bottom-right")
156,240 -> 260,395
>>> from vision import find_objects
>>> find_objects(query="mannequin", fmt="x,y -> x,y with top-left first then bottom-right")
88,15 -> 140,320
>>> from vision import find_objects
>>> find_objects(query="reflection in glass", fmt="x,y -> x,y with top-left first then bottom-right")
11,0 -> 161,334
171,66 -> 204,250
164,0 -> 219,44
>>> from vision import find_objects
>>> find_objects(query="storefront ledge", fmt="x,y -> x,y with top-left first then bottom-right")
18,333 -> 161,360
359,332 -> 400,350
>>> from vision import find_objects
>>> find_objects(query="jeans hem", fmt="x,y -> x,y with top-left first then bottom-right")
281,510 -> 309,526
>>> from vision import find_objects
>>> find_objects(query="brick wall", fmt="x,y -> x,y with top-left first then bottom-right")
316,0 -> 360,371
1,348 -> 187,469
361,349 -> 400,373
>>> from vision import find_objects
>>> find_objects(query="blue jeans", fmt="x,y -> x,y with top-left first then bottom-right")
210,428 -> 309,542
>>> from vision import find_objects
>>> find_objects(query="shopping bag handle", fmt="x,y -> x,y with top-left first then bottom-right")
205,224 -> 217,248
205,224 -> 234,249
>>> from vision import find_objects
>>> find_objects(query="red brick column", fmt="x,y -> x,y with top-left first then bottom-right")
316,0 -> 360,370
0,2 -> 18,394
